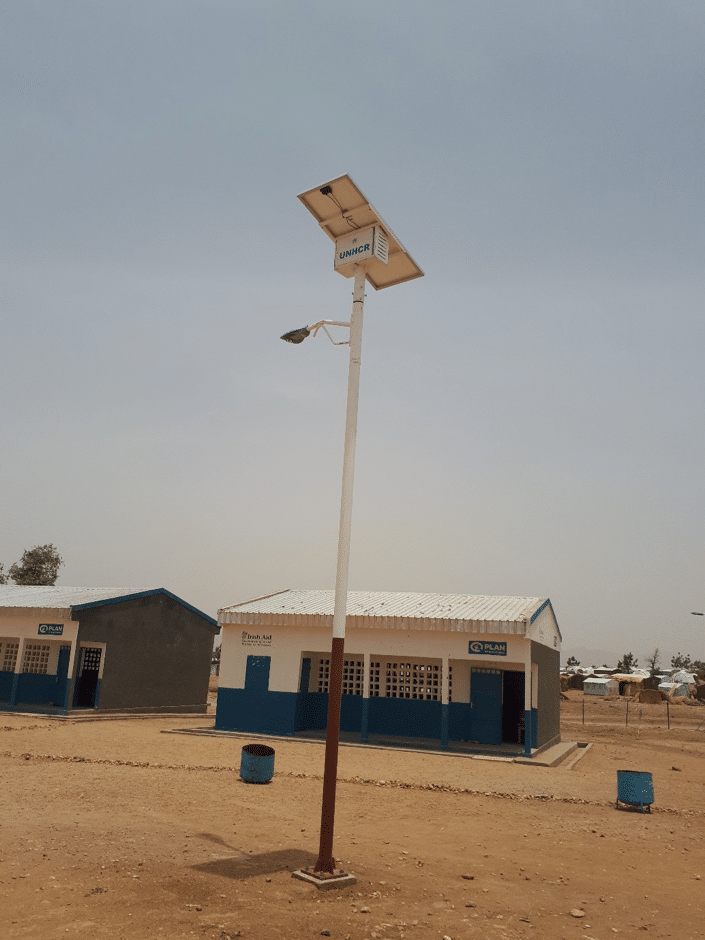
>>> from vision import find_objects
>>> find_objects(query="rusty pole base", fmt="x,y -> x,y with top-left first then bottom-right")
291,867 -> 357,891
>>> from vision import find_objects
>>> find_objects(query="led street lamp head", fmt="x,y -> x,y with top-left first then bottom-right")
280,326 -> 311,344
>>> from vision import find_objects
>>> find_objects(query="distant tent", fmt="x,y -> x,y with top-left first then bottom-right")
658,680 -> 690,698
583,676 -> 619,696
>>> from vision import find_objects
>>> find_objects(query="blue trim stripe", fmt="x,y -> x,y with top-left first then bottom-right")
70,588 -> 217,627
529,598 -> 561,640
530,598 -> 551,623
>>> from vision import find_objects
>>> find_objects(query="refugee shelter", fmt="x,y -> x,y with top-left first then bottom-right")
561,672 -> 586,691
0,586 -> 218,715
612,673 -> 646,696
659,678 -> 690,698
216,590 -> 561,757
583,676 -> 619,696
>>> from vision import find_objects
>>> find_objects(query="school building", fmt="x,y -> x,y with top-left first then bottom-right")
0,585 -> 218,715
216,590 -> 561,756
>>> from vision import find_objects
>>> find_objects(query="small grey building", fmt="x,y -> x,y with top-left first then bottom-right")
0,586 -> 218,715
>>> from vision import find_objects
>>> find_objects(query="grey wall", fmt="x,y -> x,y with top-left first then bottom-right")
532,640 -> 561,747
75,592 -> 217,713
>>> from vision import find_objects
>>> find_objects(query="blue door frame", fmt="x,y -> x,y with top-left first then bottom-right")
56,645 -> 71,710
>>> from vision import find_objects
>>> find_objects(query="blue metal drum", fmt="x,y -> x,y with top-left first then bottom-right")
616,770 -> 654,813
240,743 -> 275,784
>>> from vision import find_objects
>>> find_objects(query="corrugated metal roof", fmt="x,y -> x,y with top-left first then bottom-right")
0,585 -> 217,626
218,590 -> 550,634
0,585 -> 143,609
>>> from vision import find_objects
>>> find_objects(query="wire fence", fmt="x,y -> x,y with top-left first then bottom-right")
563,695 -> 705,734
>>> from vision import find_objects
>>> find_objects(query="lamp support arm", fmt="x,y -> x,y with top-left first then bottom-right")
309,320 -> 352,345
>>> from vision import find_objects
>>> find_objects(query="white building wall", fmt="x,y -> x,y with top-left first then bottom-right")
526,604 -> 561,652
0,608 -> 80,676
220,621 -> 530,694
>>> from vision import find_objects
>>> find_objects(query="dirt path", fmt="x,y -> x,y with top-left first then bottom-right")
1,695 -> 704,939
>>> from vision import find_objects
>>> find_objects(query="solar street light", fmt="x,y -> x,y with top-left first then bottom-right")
286,175 -> 422,886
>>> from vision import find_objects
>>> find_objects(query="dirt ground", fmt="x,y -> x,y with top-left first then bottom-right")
2,690 -> 705,940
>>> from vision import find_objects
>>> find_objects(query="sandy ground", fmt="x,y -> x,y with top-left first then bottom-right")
2,690 -> 704,940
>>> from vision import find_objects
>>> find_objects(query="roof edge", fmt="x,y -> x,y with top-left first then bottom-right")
71,588 -> 217,627
217,588 -> 291,617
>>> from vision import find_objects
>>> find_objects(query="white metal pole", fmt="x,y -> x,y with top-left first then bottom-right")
315,263 -> 365,875
332,264 -> 365,640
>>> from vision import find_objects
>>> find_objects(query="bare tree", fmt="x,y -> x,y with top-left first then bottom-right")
645,649 -> 660,675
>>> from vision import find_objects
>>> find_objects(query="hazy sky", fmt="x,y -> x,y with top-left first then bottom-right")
2,2 -> 703,664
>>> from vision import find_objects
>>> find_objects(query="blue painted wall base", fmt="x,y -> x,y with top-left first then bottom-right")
216,687 -> 298,736
215,683 -> 536,753
0,670 -> 14,702
360,697 -> 369,741
440,703 -> 449,748
0,671 -> 70,708
524,710 -> 532,756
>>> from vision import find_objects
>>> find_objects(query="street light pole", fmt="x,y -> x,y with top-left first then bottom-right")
315,264 -> 365,874
288,175 -> 423,890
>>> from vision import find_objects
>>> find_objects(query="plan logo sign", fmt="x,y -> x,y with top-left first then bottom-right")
38,623 -> 64,636
468,640 -> 507,656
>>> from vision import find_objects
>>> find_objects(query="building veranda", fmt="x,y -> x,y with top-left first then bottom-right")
216,590 -> 561,757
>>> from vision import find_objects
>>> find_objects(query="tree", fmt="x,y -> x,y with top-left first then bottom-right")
671,652 -> 693,671
0,562 -> 6,585
566,655 -> 580,668
8,544 -> 63,585
645,649 -> 660,675
616,652 -> 638,673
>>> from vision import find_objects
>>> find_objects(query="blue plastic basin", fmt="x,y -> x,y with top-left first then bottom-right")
616,770 -> 653,813
240,743 -> 275,784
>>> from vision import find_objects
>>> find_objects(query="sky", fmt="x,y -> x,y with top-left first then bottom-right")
2,1 -> 703,665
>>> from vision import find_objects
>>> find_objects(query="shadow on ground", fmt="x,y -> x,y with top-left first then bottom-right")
193,847 -> 318,881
